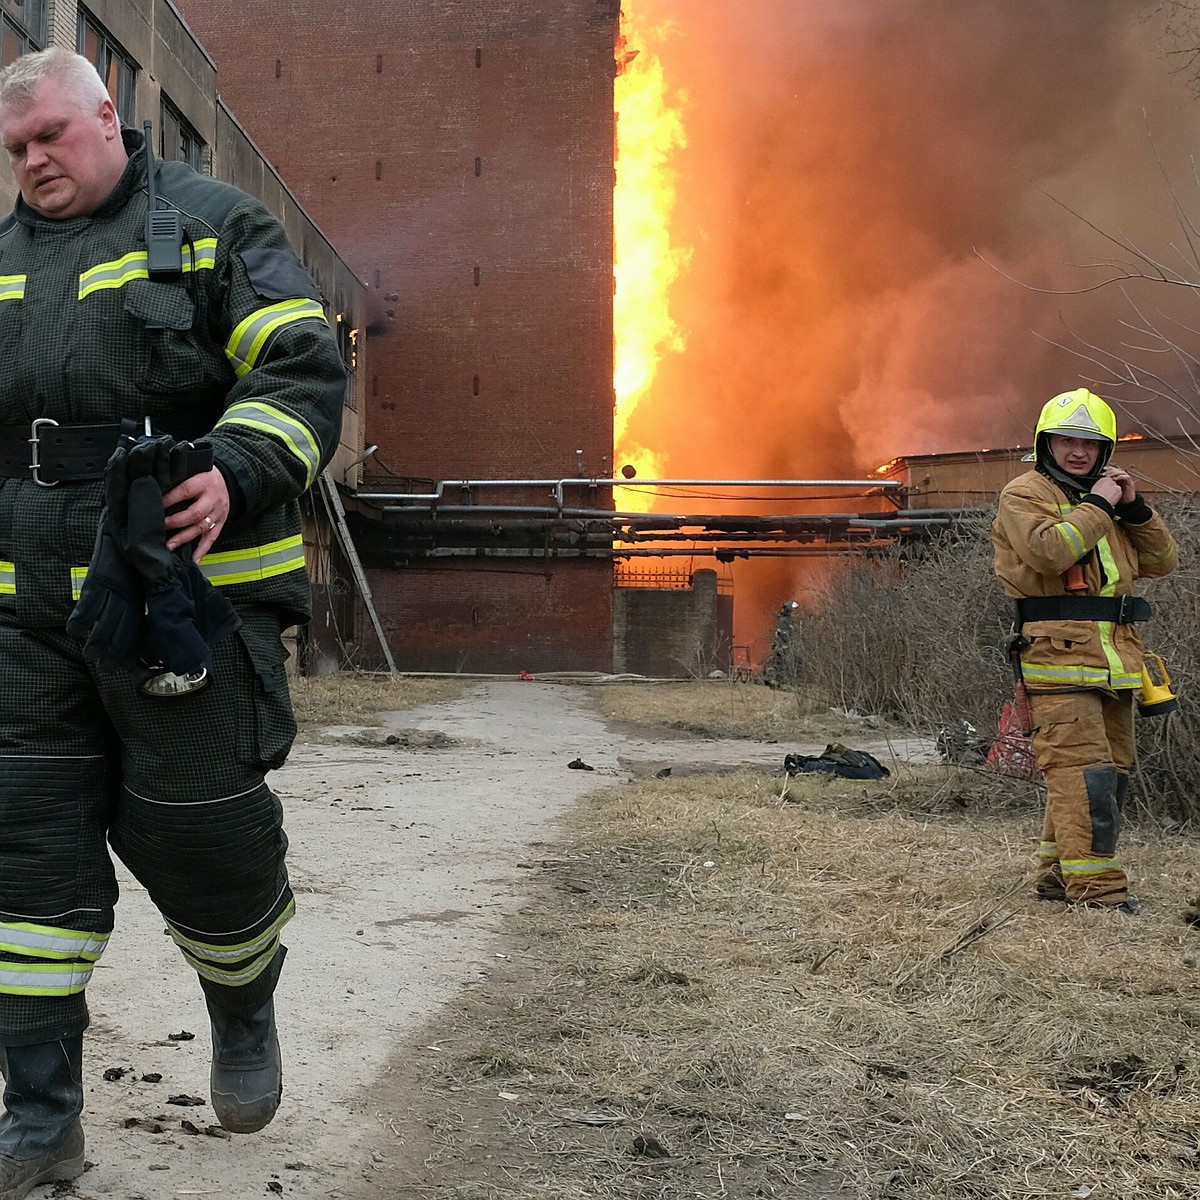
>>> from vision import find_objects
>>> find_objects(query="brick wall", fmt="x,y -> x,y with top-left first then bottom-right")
176,0 -> 619,670
357,558 -> 614,674
613,570 -> 735,679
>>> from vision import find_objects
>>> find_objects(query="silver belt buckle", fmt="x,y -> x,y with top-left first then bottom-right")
29,417 -> 59,487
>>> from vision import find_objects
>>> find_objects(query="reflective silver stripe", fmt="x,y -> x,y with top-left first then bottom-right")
78,239 -> 218,299
166,900 -> 295,965
0,962 -> 93,996
70,565 -> 87,601
224,298 -> 328,378
0,274 -> 25,302
0,922 -> 109,962
0,560 -> 14,595
213,402 -> 321,487
199,535 -> 306,586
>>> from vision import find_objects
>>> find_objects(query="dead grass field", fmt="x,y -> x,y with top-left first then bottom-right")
289,671 -> 466,732
368,685 -> 1200,1200
592,679 -> 895,744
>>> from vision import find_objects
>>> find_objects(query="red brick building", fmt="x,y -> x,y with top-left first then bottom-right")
176,1 -> 620,672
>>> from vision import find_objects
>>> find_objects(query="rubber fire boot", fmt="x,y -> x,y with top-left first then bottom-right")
208,999 -> 282,1133
0,1037 -> 86,1200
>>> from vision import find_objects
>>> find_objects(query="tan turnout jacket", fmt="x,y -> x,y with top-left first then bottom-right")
991,468 -> 1177,693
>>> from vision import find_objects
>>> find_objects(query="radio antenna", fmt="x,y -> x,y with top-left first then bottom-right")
143,120 -> 183,278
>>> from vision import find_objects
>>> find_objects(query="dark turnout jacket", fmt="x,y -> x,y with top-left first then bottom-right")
0,128 -> 345,629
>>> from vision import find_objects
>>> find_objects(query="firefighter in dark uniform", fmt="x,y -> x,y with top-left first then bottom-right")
992,389 -> 1177,914
0,48 -> 346,1195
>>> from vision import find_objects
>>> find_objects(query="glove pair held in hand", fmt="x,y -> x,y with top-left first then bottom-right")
67,434 -> 241,680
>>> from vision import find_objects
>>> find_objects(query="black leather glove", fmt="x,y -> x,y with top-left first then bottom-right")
66,523 -> 147,669
68,434 -> 241,675
103,436 -> 188,585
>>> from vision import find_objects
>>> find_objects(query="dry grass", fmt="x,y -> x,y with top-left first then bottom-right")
289,672 -> 466,729
593,679 -> 900,744
408,764 -> 1200,1199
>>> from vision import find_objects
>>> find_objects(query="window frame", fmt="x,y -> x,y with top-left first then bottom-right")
76,10 -> 137,125
0,0 -> 46,65
159,94 -> 206,173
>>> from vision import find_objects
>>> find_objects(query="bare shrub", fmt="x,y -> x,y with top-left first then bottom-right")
1129,495 -> 1200,822
793,519 -> 1011,733
794,502 -> 1200,824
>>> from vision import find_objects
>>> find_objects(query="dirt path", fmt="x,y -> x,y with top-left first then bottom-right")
66,682 -> 935,1200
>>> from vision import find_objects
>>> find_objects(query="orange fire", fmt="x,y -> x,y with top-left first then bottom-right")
613,6 -> 690,507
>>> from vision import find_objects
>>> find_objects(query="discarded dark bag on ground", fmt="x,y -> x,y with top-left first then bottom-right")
784,743 -> 891,780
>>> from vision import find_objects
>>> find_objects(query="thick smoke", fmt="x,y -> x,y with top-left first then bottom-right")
628,0 -> 1198,473
623,1 -> 1199,652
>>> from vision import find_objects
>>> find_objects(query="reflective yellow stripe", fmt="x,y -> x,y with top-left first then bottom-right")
166,900 -> 295,967
1058,520 -> 1086,558
1038,841 -> 1058,860
225,298 -> 328,377
0,921 -> 109,962
0,274 -> 25,301
1061,855 -> 1122,877
79,250 -> 149,297
1023,662 -> 1110,687
200,535 -> 306,586
5,542 -> 303,599
0,961 -> 93,996
78,239 -> 218,299
179,941 -> 281,987
214,402 -> 321,488
186,239 -> 218,272
1023,661 -> 1141,690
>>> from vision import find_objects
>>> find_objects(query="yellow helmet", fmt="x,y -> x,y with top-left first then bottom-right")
1034,388 -> 1116,484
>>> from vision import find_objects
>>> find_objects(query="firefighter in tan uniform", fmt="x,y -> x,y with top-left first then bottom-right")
992,389 -> 1177,913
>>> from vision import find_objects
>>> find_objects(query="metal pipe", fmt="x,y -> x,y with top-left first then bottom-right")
373,505 -> 931,523
357,476 -> 903,508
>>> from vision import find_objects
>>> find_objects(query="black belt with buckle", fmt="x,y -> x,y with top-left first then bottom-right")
0,419 -> 211,485
1015,594 -> 1153,625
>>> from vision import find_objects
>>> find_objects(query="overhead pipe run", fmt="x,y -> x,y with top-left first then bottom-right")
342,476 -> 982,561
356,476 -> 904,515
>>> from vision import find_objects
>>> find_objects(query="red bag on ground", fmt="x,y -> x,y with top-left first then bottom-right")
987,698 -> 1039,780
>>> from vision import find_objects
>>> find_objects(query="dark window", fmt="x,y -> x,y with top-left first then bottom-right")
0,0 -> 45,63
0,0 -> 45,55
160,95 -> 206,173
77,10 -> 136,125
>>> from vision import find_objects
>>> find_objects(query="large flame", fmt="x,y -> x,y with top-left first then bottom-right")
613,7 -> 690,505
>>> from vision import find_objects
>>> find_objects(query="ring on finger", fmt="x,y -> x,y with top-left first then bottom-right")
203,515 -> 215,529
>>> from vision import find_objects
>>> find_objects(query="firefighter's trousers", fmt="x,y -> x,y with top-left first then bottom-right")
0,607 -> 296,1045
1027,688 -> 1136,906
